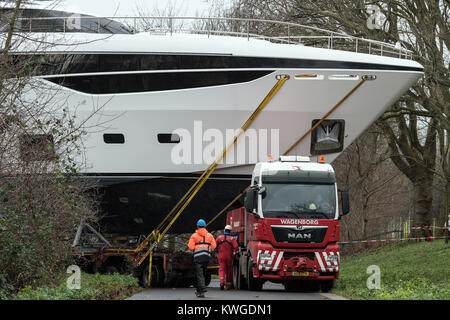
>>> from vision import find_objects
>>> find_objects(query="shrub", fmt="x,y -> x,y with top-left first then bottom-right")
14,272 -> 141,300
0,176 -> 97,292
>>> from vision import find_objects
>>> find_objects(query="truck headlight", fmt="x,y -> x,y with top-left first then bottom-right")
326,254 -> 339,263
259,253 -> 273,262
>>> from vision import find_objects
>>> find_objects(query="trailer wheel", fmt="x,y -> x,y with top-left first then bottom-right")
320,280 -> 335,293
205,271 -> 211,287
104,266 -> 119,274
178,278 -> 193,288
141,264 -> 164,288
247,258 -> 263,291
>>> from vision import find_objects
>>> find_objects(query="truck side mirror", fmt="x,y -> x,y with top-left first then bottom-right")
257,186 -> 266,198
244,188 -> 256,213
340,190 -> 350,216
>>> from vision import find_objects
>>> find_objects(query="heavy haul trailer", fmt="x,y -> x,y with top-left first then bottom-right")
72,228 -> 218,288
227,156 -> 350,292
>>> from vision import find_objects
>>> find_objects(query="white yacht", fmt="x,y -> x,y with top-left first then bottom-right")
3,8 -> 423,234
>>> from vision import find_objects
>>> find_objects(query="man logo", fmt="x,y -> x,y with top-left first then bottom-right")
295,225 -> 304,230
288,233 -> 311,239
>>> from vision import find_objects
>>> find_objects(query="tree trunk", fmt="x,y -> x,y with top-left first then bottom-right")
441,182 -> 449,242
412,177 -> 434,237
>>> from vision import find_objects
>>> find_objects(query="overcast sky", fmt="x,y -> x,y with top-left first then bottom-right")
50,0 -> 219,17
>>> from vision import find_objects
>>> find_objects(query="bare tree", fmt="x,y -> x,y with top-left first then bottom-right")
0,0 -> 101,293
334,124 -> 412,253
224,0 -> 449,236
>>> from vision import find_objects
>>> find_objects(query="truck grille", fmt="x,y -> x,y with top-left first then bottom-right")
271,226 -> 327,243
283,252 -> 316,261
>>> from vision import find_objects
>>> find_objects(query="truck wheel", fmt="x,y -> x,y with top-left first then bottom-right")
320,280 -> 334,293
232,261 -> 245,290
304,280 -> 320,292
310,281 -> 321,292
284,280 -> 320,292
247,259 -> 263,291
232,263 -> 237,289
284,281 -> 301,292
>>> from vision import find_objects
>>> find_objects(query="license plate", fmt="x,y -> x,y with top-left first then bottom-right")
291,271 -> 309,277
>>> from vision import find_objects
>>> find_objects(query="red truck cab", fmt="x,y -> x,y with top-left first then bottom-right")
226,156 -> 349,292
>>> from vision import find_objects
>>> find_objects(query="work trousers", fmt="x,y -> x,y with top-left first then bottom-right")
195,261 -> 209,293
218,257 -> 232,289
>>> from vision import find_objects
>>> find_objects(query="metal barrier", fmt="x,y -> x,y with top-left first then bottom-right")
339,236 -> 449,245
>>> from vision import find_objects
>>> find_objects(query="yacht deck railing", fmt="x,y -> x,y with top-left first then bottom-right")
15,16 -> 414,59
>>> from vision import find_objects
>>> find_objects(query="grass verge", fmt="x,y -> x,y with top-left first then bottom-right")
13,272 -> 142,300
333,239 -> 449,300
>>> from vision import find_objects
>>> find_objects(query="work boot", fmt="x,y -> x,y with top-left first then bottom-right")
220,283 -> 224,290
195,290 -> 205,298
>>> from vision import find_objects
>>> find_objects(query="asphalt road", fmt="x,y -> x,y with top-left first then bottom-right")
128,279 -> 347,300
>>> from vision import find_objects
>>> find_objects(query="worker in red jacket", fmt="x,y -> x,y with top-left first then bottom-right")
215,224 -> 239,290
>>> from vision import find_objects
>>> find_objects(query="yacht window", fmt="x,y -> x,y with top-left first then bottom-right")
10,53 -> 423,78
103,133 -> 125,144
158,133 -> 181,144
46,71 -> 273,94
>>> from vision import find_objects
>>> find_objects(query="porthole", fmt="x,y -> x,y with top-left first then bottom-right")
157,133 -> 180,144
103,133 -> 125,144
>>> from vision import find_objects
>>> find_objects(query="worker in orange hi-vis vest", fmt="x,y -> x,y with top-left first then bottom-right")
188,219 -> 216,298
215,224 -> 239,290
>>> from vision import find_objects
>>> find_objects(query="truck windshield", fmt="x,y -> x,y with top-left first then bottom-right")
261,183 -> 336,219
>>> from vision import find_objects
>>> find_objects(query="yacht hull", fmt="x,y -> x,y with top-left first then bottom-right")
37,68 -> 422,175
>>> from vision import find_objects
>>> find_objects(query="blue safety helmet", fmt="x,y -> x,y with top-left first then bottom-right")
197,219 -> 206,227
